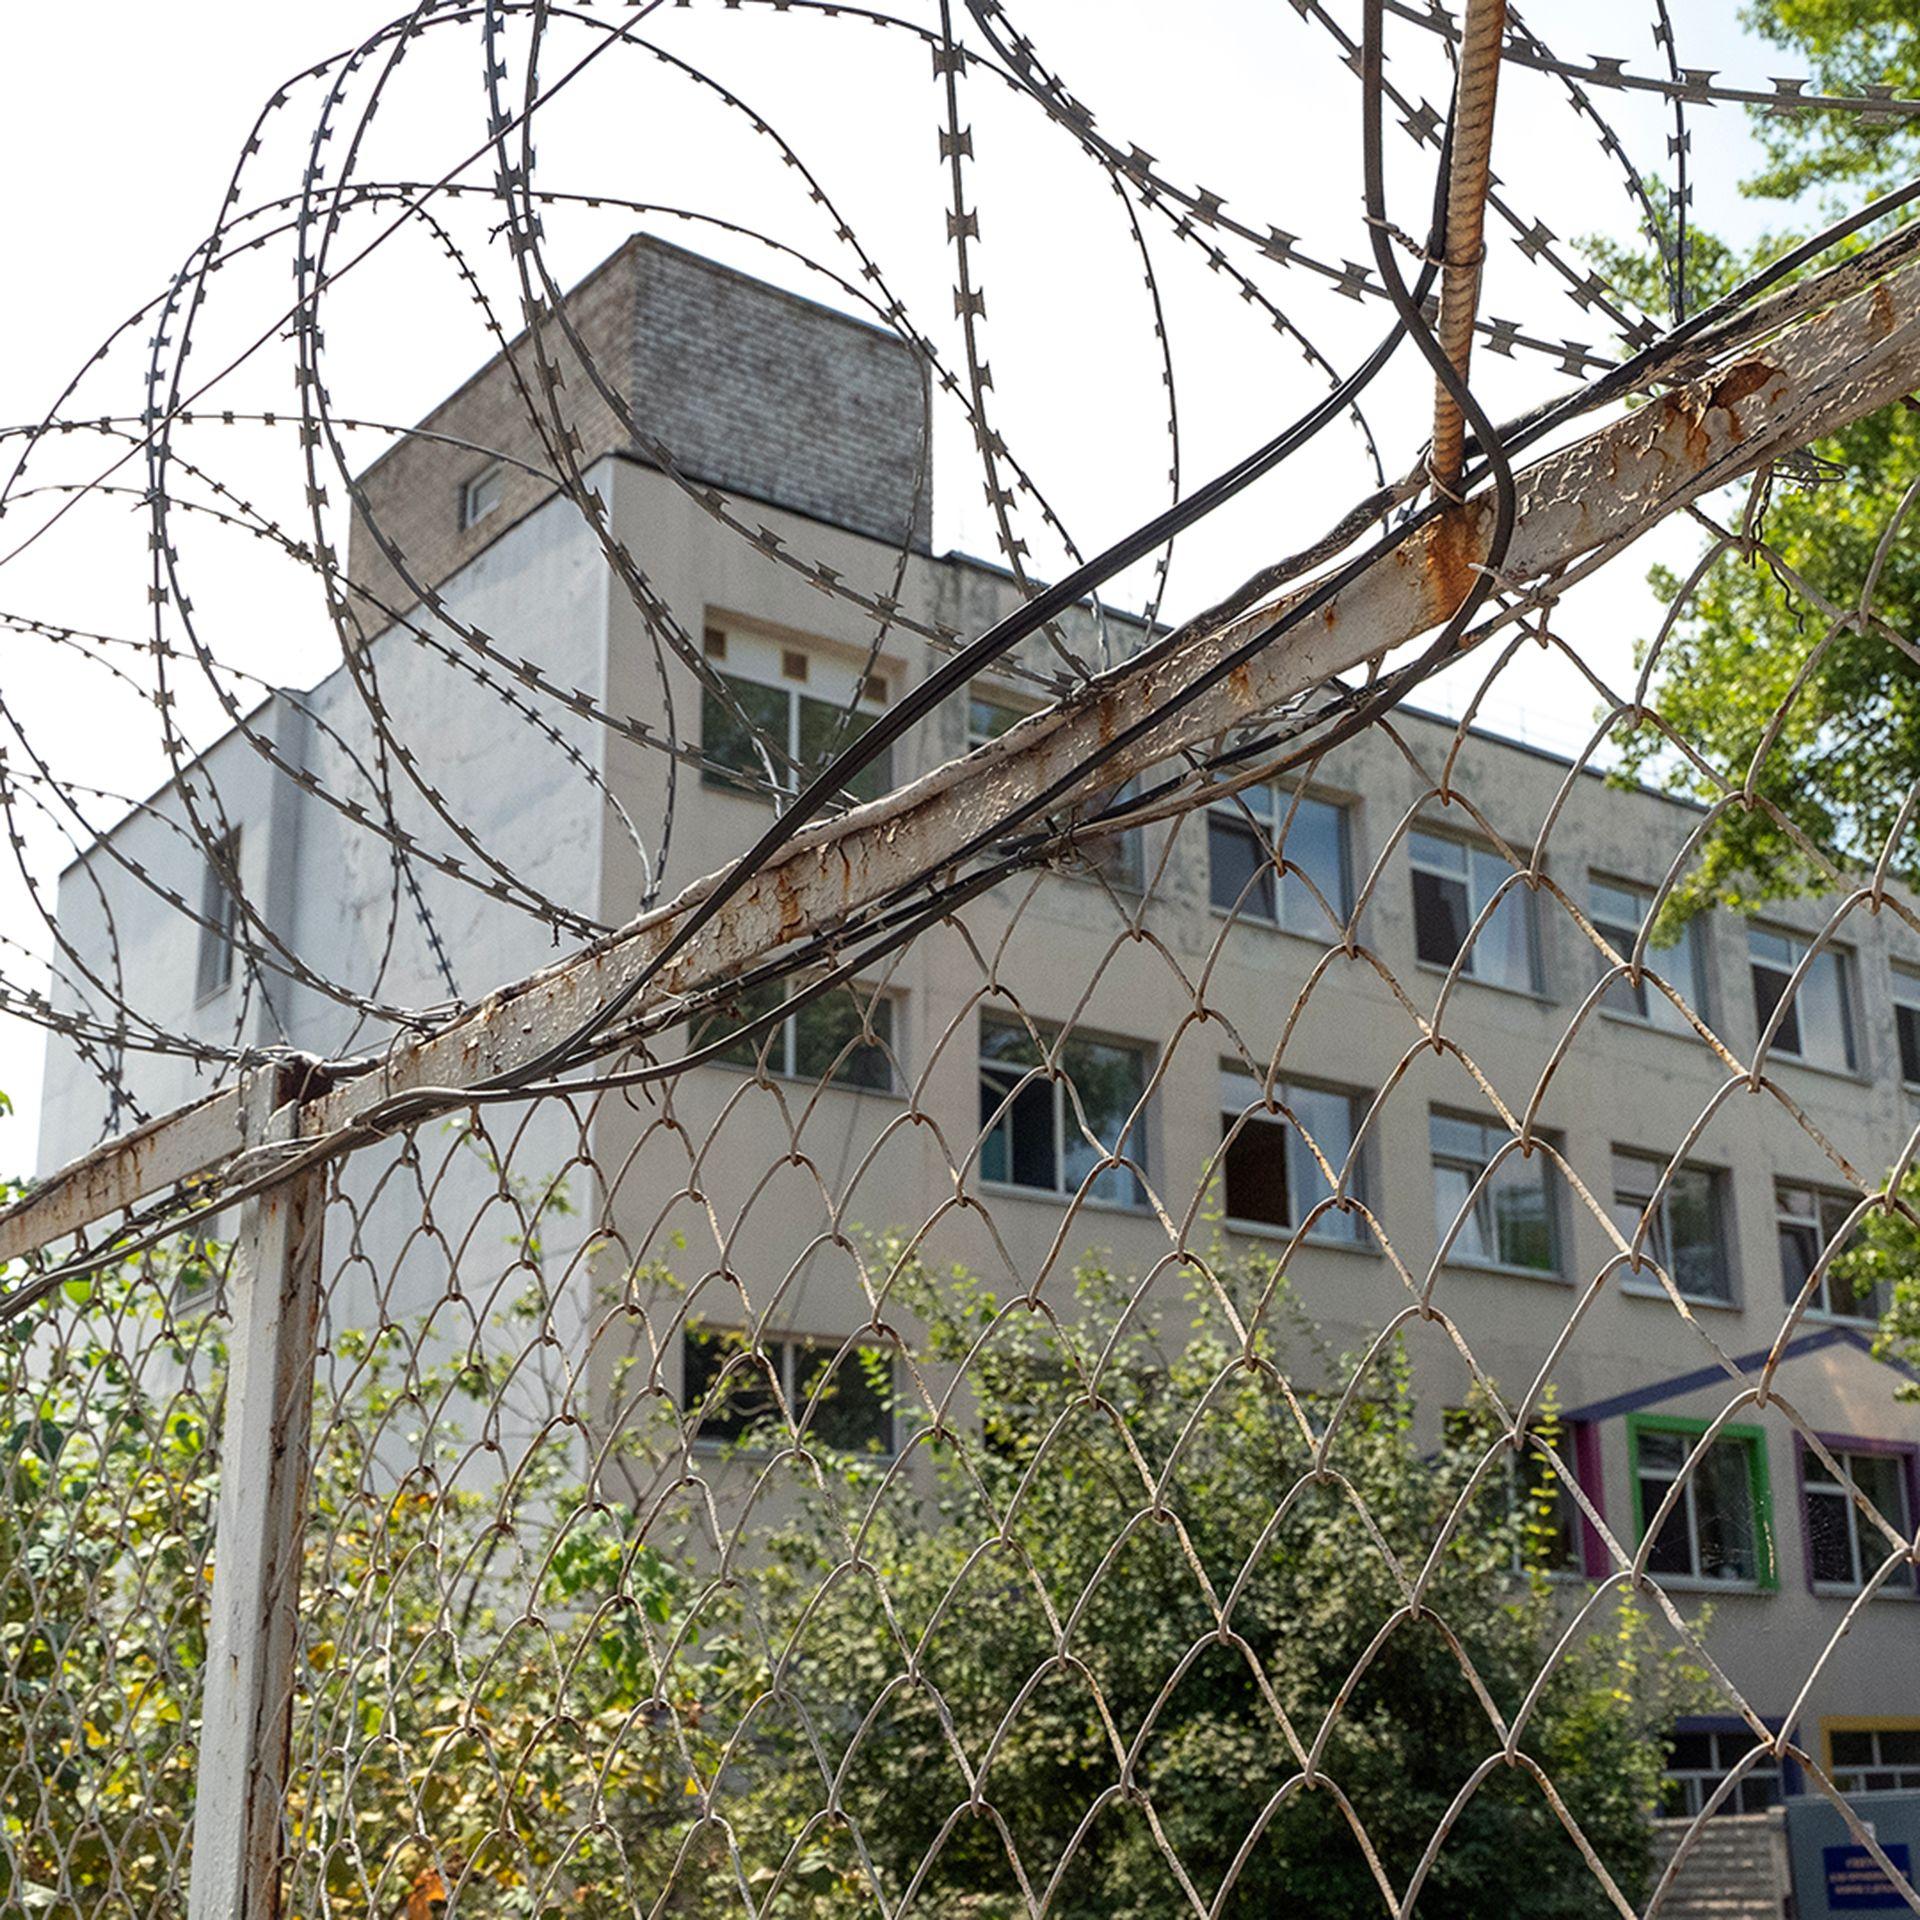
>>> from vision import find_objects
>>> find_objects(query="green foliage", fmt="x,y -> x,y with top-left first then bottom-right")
1742,0 -> 1920,201
1832,1172 -> 1920,1397
0,1128 -> 1704,1917
746,1244 -> 1707,1919
1583,3 -> 1920,1381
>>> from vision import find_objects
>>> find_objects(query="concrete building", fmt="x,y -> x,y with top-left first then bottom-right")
38,234 -> 1920,1815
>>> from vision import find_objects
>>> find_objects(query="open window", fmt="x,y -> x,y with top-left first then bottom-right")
1209,786 -> 1351,937
1749,924 -> 1856,1071
1217,1066 -> 1365,1244
1410,829 -> 1539,992
979,1014 -> 1148,1207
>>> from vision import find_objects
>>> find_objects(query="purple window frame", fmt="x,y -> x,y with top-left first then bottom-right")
1791,1432 -> 1920,1600
1572,1420 -> 1609,1580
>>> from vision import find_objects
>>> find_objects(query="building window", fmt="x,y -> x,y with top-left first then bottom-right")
1589,877 -> 1705,1032
1894,963 -> 1920,1086
1776,1181 -> 1883,1322
1217,1067 -> 1365,1244
702,629 -> 892,803
683,1325 -> 893,1453
1410,829 -> 1539,992
195,827 -> 241,1002
1802,1444 -> 1915,1595
1429,1111 -> 1559,1274
1749,925 -> 1856,1072
459,463 -> 505,529
1609,1151 -> 1733,1304
1661,1723 -> 1783,1818
1827,1725 -> 1920,1793
1631,1419 -> 1773,1587
979,1015 -> 1147,1207
1209,787 -> 1350,938
696,979 -> 896,1091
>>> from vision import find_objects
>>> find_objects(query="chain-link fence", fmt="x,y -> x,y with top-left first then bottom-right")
8,2 -> 1920,1916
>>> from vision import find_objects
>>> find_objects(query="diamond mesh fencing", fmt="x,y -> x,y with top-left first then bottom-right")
5,2 -> 1920,1915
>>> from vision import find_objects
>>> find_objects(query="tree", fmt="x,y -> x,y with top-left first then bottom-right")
1590,3 -> 1920,1382
1588,3 -> 1920,915
737,1245 -> 1707,1919
0,1134 -> 757,1920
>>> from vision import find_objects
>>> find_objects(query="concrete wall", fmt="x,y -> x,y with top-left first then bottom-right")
345,234 -> 930,626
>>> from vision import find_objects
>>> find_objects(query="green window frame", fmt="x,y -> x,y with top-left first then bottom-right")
1627,1413 -> 1777,1591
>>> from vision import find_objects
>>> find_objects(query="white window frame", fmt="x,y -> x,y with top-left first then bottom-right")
1827,1724 -> 1920,1794
1208,785 -> 1352,939
1775,1180 -> 1882,1323
1588,875 -> 1706,1031
459,463 -> 505,530
1429,1110 -> 1562,1277
701,625 -> 891,802
702,980 -> 899,1094
1216,1066 -> 1367,1246
1893,961 -> 1920,1088
978,1014 -> 1150,1209
1661,1727 -> 1783,1819
1801,1445 -> 1915,1596
1609,1149 -> 1734,1305
1748,923 -> 1857,1072
683,1324 -> 896,1455
1409,828 -> 1542,993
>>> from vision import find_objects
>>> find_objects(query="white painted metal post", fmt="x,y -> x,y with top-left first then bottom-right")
187,1069 -> 327,1920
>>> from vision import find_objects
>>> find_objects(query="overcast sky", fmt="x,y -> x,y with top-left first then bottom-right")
0,1 -> 1791,1173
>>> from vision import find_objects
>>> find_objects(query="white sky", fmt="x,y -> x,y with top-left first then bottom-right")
0,1 -> 1792,1173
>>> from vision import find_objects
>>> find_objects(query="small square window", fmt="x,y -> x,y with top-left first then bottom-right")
460,465 -> 505,530
1410,829 -> 1540,993
1589,877 -> 1706,1031
781,649 -> 810,682
195,827 -> 241,1002
1749,924 -> 1856,1072
1429,1109 -> 1560,1274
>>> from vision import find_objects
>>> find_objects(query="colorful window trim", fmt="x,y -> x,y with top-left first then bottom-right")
1626,1413 -> 1778,1591
1823,1719 -> 1920,1793
1791,1433 -> 1920,1599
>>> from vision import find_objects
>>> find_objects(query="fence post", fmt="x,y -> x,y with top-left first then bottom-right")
187,1066 -> 327,1920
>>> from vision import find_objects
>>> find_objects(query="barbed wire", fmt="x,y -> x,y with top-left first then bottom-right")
5,2 -> 1920,1915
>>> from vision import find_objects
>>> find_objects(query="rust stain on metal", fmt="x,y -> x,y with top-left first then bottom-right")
1871,280 -> 1896,342
1421,505 -> 1483,629
772,865 -> 805,938
1712,359 -> 1777,412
